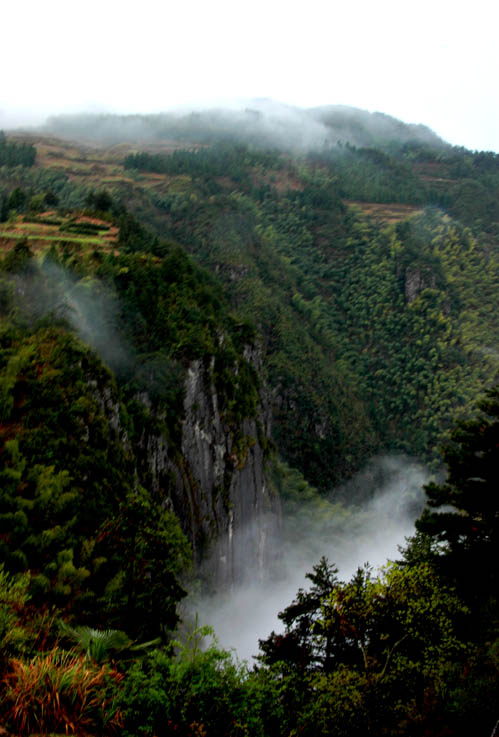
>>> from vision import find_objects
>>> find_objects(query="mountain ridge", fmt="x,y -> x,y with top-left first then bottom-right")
41,100 -> 448,151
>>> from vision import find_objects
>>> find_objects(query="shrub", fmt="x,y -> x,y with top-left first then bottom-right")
0,564 -> 30,668
120,634 -> 265,737
2,648 -> 123,735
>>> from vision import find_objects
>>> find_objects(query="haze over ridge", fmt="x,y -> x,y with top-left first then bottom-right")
3,0 -> 499,152
39,101 -> 447,152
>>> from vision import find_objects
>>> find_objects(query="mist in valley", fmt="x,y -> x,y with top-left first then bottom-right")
185,454 -> 429,663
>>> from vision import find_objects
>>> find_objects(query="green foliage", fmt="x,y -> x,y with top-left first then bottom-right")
326,209 -> 499,461
301,666 -> 369,737
0,565 -> 30,667
121,629 -> 265,737
100,486 -> 191,639
149,179 -> 375,487
85,188 -> 114,213
0,133 -> 36,168
0,325 -> 190,636
7,186 -> 27,213
1,237 -> 34,273
418,387 -> 499,549
28,191 -> 57,213
259,556 -> 342,672
259,557 -> 471,736
311,143 -> 427,204
60,219 -> 109,235
269,458 -> 351,537
0,161 -> 88,212
442,638 -> 499,735
416,386 -> 499,616
58,621 -> 132,663
141,155 -> 494,485
112,247 -> 226,359
124,143 -> 282,193
0,195 -> 265,642
7,134 -> 497,489
115,141 -> 495,487
107,247 -> 260,434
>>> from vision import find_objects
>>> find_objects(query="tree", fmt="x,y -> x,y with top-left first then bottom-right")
98,487 -> 191,640
0,135 -> 36,168
259,558 -> 469,736
416,386 -> 499,602
259,557 -> 340,672
0,193 -> 8,223
85,189 -> 113,212
7,187 -> 26,213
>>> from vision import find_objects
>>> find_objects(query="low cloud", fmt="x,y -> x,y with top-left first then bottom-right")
40,260 -> 131,374
185,455 -> 429,662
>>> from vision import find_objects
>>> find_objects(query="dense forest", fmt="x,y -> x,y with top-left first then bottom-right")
0,112 -> 497,735
0,131 -> 36,169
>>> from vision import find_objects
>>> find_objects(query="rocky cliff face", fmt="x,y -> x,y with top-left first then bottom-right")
404,265 -> 436,303
137,345 -> 281,590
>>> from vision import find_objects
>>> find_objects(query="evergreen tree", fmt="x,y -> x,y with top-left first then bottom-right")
417,387 -> 499,609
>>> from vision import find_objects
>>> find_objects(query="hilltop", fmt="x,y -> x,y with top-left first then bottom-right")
43,100 -> 447,150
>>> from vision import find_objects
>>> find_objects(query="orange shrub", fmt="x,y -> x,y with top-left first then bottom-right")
2,648 -> 123,735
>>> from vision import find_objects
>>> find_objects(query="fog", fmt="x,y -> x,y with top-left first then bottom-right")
4,0 -> 499,152
7,259 -> 131,375
39,100 -> 445,152
40,261 -> 131,373
185,455 -> 429,662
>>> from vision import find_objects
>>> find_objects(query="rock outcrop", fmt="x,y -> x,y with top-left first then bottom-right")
404,265 -> 436,304
137,345 -> 281,590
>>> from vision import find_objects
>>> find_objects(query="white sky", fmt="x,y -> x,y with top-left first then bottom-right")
2,0 -> 499,151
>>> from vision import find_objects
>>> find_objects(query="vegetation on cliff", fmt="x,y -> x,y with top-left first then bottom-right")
1,391 -> 497,734
0,115 -> 497,734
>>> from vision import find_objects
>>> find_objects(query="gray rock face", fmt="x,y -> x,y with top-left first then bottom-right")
140,346 -> 281,590
404,266 -> 436,304
89,339 -> 281,589
87,377 -> 130,451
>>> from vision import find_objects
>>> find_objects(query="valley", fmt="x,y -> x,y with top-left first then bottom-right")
0,108 -> 497,735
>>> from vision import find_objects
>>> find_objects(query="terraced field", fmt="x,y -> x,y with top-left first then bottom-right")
7,134 -> 429,229
10,133 -> 203,195
344,200 -> 423,224
0,212 -> 120,255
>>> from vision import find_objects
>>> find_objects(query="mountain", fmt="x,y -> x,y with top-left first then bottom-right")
0,107 -> 498,735
3,110 -> 499,495
44,100 -> 446,150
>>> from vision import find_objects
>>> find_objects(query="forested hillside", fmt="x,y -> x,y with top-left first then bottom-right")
4,124 -> 499,489
0,115 -> 497,735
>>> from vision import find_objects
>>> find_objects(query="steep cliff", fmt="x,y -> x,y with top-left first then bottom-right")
0,232 -> 282,609
136,345 -> 280,590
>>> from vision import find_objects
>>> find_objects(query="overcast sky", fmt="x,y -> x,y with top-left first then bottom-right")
2,0 -> 498,151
